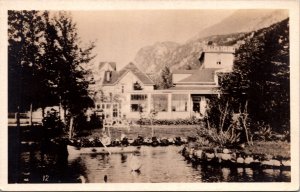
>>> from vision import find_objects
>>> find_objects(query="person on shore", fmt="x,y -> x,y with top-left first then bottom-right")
101,133 -> 111,146
121,133 -> 129,146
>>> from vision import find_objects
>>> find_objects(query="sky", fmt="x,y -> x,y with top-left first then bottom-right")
72,10 -> 235,70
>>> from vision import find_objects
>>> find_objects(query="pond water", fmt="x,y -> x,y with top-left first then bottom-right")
16,146 -> 291,183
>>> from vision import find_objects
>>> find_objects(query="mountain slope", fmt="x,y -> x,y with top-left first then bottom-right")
189,9 -> 288,41
134,10 -> 289,75
134,41 -> 179,73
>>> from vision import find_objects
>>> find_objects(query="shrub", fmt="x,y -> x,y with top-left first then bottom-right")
42,109 -> 65,138
136,118 -> 203,125
195,127 -> 241,147
252,122 -> 290,142
89,113 -> 103,129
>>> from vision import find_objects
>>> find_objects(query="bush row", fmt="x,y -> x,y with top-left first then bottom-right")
136,118 -> 205,125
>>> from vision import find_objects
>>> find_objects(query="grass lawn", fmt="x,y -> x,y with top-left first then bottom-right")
244,141 -> 290,158
79,125 -> 200,140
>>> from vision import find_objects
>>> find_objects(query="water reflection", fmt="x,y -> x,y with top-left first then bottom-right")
17,146 -> 291,183
121,154 -> 127,163
221,168 -> 230,181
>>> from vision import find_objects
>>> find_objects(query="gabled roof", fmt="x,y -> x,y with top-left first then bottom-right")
103,62 -> 154,86
177,68 -> 221,83
99,62 -> 117,71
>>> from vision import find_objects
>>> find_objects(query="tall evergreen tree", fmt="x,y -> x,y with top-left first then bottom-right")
220,19 -> 289,133
160,65 -> 173,89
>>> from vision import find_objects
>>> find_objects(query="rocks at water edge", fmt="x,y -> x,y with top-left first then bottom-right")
181,146 -> 291,170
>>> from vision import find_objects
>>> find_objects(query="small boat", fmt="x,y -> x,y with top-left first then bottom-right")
67,145 -> 141,155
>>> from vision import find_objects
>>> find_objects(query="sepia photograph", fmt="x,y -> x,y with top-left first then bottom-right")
1,0 -> 299,191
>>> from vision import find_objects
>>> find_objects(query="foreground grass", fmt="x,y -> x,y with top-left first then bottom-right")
244,141 -> 290,158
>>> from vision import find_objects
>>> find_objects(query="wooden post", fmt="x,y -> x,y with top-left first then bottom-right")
108,126 -> 111,138
151,119 -> 154,138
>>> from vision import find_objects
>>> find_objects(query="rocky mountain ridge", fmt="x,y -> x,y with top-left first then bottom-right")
134,10 -> 289,74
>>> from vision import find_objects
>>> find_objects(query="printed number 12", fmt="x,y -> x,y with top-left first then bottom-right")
43,175 -> 49,182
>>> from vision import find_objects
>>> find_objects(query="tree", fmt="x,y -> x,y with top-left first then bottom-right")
52,12 -> 96,135
39,11 -> 62,116
8,11 -> 96,135
8,11 -> 50,120
206,95 -> 234,133
160,65 -> 173,89
220,18 -> 289,133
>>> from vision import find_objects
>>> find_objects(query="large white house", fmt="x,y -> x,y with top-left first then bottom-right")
94,45 -> 236,121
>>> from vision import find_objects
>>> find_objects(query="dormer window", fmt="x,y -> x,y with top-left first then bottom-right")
133,81 -> 143,90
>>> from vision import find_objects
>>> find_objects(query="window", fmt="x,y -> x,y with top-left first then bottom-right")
131,94 -> 147,112
121,85 -> 124,93
151,94 -> 168,112
172,94 -> 188,112
113,104 -> 118,117
109,92 -> 113,101
133,81 -> 143,90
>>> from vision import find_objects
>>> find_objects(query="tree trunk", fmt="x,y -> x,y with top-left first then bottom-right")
59,99 -> 61,121
42,107 -> 45,118
241,100 -> 252,146
29,103 -> 33,126
242,116 -> 251,145
206,117 -> 211,130
68,116 -> 74,139
16,106 -> 20,128
63,107 -> 67,124
220,100 -> 229,132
